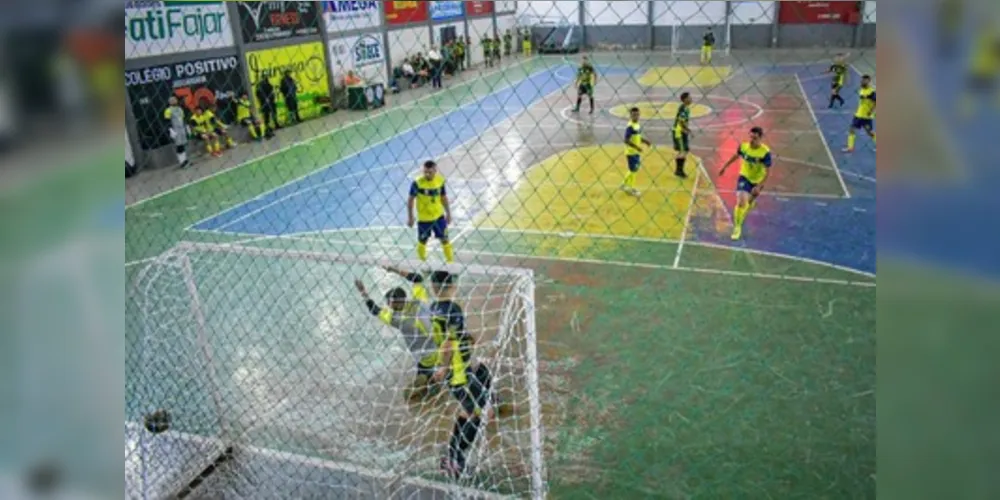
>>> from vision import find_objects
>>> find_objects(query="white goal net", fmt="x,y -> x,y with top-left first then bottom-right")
126,242 -> 545,499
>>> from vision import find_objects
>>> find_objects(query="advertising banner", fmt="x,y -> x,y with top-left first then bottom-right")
125,55 -> 244,150
384,1 -> 429,26
322,0 -> 382,33
246,42 -> 330,122
329,34 -> 388,85
778,1 -> 861,24
125,1 -> 233,59
431,1 -> 465,21
465,1 -> 494,17
237,1 -> 321,43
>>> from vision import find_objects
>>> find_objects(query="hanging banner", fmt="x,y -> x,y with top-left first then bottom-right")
322,1 -> 382,33
465,1 -> 494,17
246,42 -> 330,122
778,1 -> 862,24
125,55 -> 244,150
430,1 -> 465,21
237,1 -> 321,43
125,1 -> 233,59
384,1 -> 429,26
329,34 -> 388,85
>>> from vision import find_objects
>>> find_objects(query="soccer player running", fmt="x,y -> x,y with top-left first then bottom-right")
427,271 -> 510,479
672,92 -> 694,179
826,54 -> 849,108
621,107 -> 652,197
408,160 -> 455,263
572,56 -> 597,114
843,74 -> 876,153
354,267 -> 443,404
701,28 -> 716,65
718,126 -> 773,241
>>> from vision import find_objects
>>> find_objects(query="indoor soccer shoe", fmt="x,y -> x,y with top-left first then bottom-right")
731,226 -> 743,240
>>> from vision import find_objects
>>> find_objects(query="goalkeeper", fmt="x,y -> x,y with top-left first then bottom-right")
354,266 -> 444,404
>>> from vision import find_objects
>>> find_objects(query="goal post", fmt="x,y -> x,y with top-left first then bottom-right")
127,241 -> 546,499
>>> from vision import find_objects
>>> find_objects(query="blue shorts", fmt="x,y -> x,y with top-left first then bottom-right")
736,176 -> 758,194
851,117 -> 874,130
627,154 -> 641,172
417,216 -> 448,243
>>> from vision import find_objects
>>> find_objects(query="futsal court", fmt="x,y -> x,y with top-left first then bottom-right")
126,51 -> 876,498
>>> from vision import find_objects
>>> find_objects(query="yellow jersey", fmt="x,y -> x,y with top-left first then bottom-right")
409,174 -> 447,222
190,112 -> 213,133
969,27 -> 1000,76
431,300 -> 473,387
624,121 -> 643,156
738,142 -> 773,185
855,86 -> 876,119
236,98 -> 253,121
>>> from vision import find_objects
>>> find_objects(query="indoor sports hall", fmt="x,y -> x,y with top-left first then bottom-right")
126,2 -> 876,499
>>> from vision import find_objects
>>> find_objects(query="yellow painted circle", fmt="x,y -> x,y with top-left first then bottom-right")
609,101 -> 713,121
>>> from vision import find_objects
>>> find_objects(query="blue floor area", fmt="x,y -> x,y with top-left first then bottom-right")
192,67 -> 568,236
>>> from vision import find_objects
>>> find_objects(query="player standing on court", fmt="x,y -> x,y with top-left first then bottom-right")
701,28 -> 716,65
827,54 -> 849,108
621,107 -> 652,197
162,96 -> 190,168
672,92 -> 694,179
843,74 -> 876,153
408,160 -> 455,263
718,126 -> 773,241
572,56 -> 597,114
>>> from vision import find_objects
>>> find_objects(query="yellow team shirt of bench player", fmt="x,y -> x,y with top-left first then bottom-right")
855,86 -> 876,119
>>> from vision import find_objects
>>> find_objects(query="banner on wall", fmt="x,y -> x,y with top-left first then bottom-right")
329,34 -> 387,85
778,1 -> 861,24
384,1 -> 429,25
465,1 -> 494,17
430,1 -> 464,21
125,55 -> 244,150
237,1 -> 321,43
322,1 -> 382,33
495,0 -> 515,13
246,42 -> 330,122
125,1 -> 233,59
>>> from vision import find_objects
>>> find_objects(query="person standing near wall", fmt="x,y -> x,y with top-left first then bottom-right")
280,70 -> 301,124
256,77 -> 279,133
428,45 -> 443,89
503,30 -> 512,56
163,96 -> 190,169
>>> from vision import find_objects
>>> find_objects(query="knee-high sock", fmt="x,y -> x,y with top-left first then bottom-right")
734,203 -> 748,227
575,96 -> 582,109
448,416 -> 482,471
623,172 -> 635,188
847,133 -> 857,150
417,242 -> 428,261
589,97 -> 595,110
442,242 -> 455,263
870,132 -> 876,144
675,157 -> 687,173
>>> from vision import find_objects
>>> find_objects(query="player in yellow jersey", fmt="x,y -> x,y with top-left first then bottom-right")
189,107 -> 222,157
408,160 -> 455,263
844,74 -> 876,153
826,53 -> 849,108
672,92 -> 694,178
701,29 -> 716,65
572,55 -> 597,114
621,107 -> 653,197
960,21 -> 1000,117
236,93 -> 266,141
718,126 -> 773,240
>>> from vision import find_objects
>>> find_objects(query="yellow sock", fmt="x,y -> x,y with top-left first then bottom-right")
214,141 -> 222,152
227,137 -> 235,147
871,133 -> 876,145
442,242 -> 455,263
417,242 -> 428,261
623,172 -> 635,188
734,204 -> 747,227
847,133 -> 856,150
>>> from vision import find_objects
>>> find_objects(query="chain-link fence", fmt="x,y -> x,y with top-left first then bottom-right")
126,2 -> 876,498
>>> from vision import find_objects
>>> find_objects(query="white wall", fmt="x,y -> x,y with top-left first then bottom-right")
388,26 -> 431,64
497,13 -> 516,36
865,1 -> 876,22
125,129 -> 134,166
731,1 -> 775,25
519,0 -> 579,24
468,17 -> 495,66
653,1 -> 725,26
586,1 -> 647,26
432,21 -> 466,47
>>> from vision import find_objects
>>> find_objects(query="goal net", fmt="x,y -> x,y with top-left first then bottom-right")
126,242 -> 544,499
671,24 -> 732,57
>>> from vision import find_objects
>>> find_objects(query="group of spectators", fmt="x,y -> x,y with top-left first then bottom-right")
391,30 -> 521,92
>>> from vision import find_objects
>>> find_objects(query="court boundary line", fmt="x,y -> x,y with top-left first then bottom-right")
794,73 -> 851,198
126,56 -> 540,210
673,168 -> 701,268
184,65 -> 560,232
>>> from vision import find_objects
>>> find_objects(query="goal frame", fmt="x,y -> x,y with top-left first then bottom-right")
129,241 -> 547,500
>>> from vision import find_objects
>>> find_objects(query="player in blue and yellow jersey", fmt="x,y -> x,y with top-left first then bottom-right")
701,29 -> 716,65
960,21 -> 1000,117
572,55 -> 597,114
621,107 -> 653,197
844,74 -> 876,153
427,270 -> 511,479
672,92 -> 694,178
408,160 -> 455,263
719,126 -> 773,240
354,266 -> 442,404
826,53 -> 848,108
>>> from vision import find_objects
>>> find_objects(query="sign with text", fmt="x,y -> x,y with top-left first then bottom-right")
430,1 -> 464,21
329,34 -> 388,85
778,1 -> 861,24
384,1 -> 429,25
322,0 -> 382,33
246,42 -> 330,122
125,1 -> 233,59
125,55 -> 244,150
237,1 -> 321,43
465,1 -> 494,17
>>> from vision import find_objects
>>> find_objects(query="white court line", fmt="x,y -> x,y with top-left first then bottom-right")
126,56 -> 540,210
795,74 -> 851,198
184,65 -> 559,232
673,168 -> 701,268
